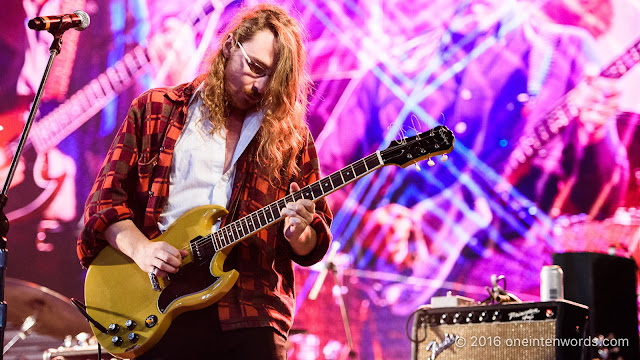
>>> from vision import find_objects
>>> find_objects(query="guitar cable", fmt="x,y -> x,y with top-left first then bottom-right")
70,298 -> 107,359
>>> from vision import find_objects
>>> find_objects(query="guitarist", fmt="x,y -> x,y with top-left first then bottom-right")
77,4 -> 333,359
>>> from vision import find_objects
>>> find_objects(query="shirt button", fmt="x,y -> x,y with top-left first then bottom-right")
148,191 -> 154,196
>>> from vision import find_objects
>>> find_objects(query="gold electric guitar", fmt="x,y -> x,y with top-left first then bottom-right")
84,126 -> 455,358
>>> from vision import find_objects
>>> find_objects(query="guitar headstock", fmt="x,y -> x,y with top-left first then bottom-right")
381,125 -> 455,168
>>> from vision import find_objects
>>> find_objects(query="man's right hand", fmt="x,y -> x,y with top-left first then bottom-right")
131,240 -> 188,278
104,220 -> 188,278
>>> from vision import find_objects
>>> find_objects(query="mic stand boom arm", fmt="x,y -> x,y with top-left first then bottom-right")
0,29 -> 66,360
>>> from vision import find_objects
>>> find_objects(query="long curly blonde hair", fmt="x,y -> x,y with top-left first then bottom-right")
201,4 -> 310,185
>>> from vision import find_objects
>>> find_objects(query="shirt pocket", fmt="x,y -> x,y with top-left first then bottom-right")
137,152 -> 159,193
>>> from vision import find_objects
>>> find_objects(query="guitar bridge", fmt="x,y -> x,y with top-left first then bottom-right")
149,271 -> 162,292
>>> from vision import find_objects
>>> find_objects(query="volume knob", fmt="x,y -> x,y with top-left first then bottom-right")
108,324 -> 120,334
145,315 -> 158,328
111,336 -> 123,346
128,332 -> 139,343
125,320 -> 137,330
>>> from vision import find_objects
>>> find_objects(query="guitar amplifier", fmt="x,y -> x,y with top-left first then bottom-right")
411,300 -> 588,360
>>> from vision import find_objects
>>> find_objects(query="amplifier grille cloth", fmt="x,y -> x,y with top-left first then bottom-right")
414,319 -> 557,360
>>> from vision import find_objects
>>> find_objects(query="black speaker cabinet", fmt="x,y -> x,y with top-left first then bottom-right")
554,252 -> 640,359
411,300 -> 588,360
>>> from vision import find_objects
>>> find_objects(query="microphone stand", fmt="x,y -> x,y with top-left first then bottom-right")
308,243 -> 357,359
327,260 -> 357,360
0,29 -> 66,360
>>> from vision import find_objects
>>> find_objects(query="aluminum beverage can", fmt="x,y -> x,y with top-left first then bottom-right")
540,265 -> 564,301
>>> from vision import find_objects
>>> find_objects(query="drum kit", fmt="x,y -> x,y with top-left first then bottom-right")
1,277 -> 113,360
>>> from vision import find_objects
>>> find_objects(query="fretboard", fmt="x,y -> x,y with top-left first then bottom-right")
503,37 -> 640,179
190,152 -> 385,263
26,46 -> 151,154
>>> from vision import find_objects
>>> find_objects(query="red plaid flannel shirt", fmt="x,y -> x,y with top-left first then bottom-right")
78,75 -> 333,337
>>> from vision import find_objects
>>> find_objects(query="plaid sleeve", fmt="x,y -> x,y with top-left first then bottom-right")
289,130 -> 333,266
76,97 -> 143,268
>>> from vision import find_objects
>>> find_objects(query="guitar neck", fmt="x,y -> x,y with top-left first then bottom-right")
504,37 -> 640,179
205,152 -> 385,256
600,38 -> 640,78
189,125 -> 455,261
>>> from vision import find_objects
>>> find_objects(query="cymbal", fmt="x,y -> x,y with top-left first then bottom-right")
4,277 -> 90,338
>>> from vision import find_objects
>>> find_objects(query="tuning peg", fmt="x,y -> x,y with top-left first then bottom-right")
441,154 -> 448,162
415,163 -> 421,171
427,158 -> 435,167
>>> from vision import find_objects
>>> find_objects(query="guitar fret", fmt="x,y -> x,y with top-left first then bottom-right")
123,53 -> 139,74
98,74 -> 114,97
310,182 -> 323,198
68,100 -> 82,121
212,233 -> 221,252
352,159 -> 368,177
232,223 -> 241,239
342,165 -> 356,182
89,81 -> 104,100
338,168 -> 346,184
238,221 -> 247,237
218,229 -> 226,248
116,61 -> 132,81
106,67 -> 122,89
257,209 -> 268,227
249,212 -> 259,230
364,154 -> 381,170
133,46 -> 150,67
241,218 -> 250,236
225,227 -> 234,246
537,124 -> 549,141
631,47 -> 639,62
91,79 -> 104,98
251,213 -> 259,231
75,90 -> 91,112
267,204 -> 278,222
616,61 -> 628,76
329,172 -> 344,189
215,231 -> 224,251
321,176 -> 334,193
276,199 -> 287,215
301,186 -> 314,200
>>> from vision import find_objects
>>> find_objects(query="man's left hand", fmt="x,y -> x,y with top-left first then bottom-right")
282,182 -> 317,254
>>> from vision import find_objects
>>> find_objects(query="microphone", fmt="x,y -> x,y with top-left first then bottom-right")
28,10 -> 90,32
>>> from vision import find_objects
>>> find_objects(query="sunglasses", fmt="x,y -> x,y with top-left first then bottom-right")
237,42 -> 270,78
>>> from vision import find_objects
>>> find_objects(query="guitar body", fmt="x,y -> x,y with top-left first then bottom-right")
83,125 -> 455,359
85,205 -> 239,359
